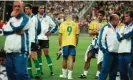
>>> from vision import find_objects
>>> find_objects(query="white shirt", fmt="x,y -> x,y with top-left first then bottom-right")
37,14 -> 57,40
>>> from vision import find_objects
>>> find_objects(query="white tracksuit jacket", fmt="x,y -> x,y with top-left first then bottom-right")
98,23 -> 120,53
1,13 -> 35,54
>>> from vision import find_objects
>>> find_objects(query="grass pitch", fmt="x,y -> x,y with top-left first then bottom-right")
0,36 -> 97,80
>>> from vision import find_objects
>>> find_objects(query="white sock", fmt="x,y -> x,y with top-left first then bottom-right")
96,71 -> 100,77
62,68 -> 67,77
83,70 -> 88,76
68,70 -> 73,79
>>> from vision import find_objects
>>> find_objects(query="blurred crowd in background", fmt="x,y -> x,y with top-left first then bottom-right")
1,1 -> 133,33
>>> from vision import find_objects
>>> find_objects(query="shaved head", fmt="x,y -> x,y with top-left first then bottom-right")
110,14 -> 119,22
110,14 -> 120,26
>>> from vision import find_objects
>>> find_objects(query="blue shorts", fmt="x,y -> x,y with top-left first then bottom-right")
88,45 -> 98,55
62,45 -> 76,56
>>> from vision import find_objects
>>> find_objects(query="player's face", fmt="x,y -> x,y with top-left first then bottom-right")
38,7 -> 44,14
13,2 -> 22,14
97,13 -> 104,21
124,13 -> 132,23
25,7 -> 32,15
113,16 -> 120,26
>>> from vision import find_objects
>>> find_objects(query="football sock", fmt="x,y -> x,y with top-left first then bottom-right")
37,53 -> 43,72
27,58 -> 32,76
46,55 -> 53,72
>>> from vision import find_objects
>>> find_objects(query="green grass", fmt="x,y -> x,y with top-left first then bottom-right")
0,36 -> 98,80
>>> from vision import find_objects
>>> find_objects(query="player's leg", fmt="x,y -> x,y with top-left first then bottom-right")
79,46 -> 97,78
59,46 -> 69,78
5,54 -> 16,80
59,56 -> 68,78
27,58 -> 33,78
130,50 -> 133,80
119,54 -> 130,80
98,62 -> 102,71
84,52 -> 93,71
42,40 -> 54,76
131,58 -> 133,80
96,49 -> 103,79
37,40 -> 43,74
98,52 -> 113,80
30,51 -> 41,78
82,52 -> 93,75
126,54 -> 132,79
109,53 -> 118,80
68,46 -> 76,79
14,53 -> 31,80
68,55 -> 75,79
95,62 -> 102,79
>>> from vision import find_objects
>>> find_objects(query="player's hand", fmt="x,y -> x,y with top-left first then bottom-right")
30,51 -> 37,60
45,32 -> 52,36
93,30 -> 98,35
121,33 -> 124,40
96,30 -> 99,33
11,11 -> 16,16
11,11 -> 18,17
17,31 -> 24,35
121,33 -> 124,35
11,10 -> 20,17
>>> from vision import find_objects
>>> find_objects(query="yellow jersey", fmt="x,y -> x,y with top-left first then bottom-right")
88,20 -> 107,38
59,20 -> 79,47
118,22 -> 124,28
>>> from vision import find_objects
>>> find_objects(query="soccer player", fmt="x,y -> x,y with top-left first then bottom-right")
59,14 -> 79,79
36,5 -> 58,76
117,11 -> 133,80
98,14 -> 120,80
0,1 -> 36,80
24,3 -> 41,79
79,10 -> 107,78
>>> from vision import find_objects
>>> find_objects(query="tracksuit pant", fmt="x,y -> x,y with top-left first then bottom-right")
98,52 -> 118,80
6,53 -> 31,80
119,53 -> 132,80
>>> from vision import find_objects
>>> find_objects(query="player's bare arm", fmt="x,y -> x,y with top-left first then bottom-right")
45,32 -> 52,36
76,34 -> 79,47
89,30 -> 99,36
58,34 -> 62,48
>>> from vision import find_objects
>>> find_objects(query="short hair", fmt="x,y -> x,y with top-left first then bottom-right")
125,10 -> 133,18
25,3 -> 32,10
99,10 -> 105,16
